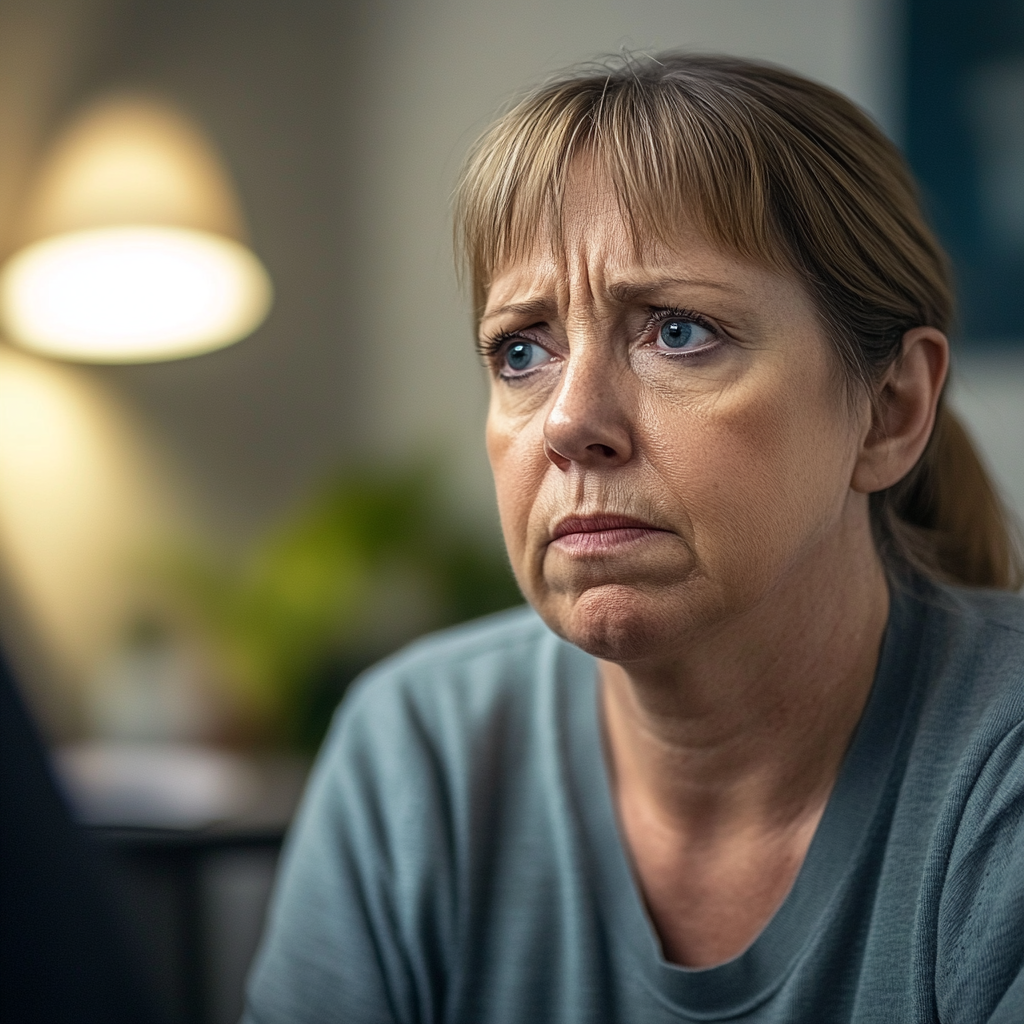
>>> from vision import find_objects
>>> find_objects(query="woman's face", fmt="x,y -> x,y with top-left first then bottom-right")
482,170 -> 874,664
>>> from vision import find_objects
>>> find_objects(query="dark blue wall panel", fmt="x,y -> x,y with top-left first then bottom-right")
905,0 -> 1024,344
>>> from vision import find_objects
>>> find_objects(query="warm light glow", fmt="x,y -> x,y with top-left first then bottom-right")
17,97 -> 246,242
0,347 -> 193,711
1,94 -> 272,362
0,225 -> 272,362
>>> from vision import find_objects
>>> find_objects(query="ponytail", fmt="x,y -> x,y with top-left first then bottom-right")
874,402 -> 1024,590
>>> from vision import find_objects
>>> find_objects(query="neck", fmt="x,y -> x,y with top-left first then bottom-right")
600,520 -> 890,837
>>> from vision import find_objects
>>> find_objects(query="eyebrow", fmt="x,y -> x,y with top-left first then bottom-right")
482,277 -> 740,325
607,277 -> 740,303
480,298 -> 554,325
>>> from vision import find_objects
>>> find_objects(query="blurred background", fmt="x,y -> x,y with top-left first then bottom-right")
0,1 -> 1020,1022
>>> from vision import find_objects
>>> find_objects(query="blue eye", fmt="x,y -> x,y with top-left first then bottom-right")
504,341 -> 549,374
657,318 -> 714,351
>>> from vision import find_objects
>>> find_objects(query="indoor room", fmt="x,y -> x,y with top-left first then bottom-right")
1,1 -> 1020,1022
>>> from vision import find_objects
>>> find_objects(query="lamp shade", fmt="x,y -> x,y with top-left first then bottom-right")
0,96 -> 272,363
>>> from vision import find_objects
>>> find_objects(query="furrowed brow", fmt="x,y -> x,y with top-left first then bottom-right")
480,298 -> 554,326
607,277 -> 739,303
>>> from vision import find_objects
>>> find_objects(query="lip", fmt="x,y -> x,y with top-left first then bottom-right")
552,513 -> 661,538
549,513 -> 669,555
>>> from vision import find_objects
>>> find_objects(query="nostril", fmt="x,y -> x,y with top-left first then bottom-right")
589,443 -> 616,458
543,440 -> 572,469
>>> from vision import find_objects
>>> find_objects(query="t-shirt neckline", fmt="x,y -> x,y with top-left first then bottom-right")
563,584 -> 927,1020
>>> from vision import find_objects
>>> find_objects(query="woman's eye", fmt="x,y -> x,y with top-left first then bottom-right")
656,318 -> 715,352
502,340 -> 551,375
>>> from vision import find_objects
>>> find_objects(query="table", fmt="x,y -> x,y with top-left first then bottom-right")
58,745 -> 309,1024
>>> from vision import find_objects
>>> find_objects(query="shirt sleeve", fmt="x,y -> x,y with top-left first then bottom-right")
936,721 -> 1024,1024
242,673 -> 458,1024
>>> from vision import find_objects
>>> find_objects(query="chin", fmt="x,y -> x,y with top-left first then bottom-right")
542,583 -> 702,664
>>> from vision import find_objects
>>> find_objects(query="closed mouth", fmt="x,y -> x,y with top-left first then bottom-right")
551,513 -> 666,541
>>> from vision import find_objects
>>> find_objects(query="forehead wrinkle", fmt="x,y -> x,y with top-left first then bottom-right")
488,189 -> 749,328
482,297 -> 554,324
504,238 -> 602,326
564,242 -> 600,313
560,261 -> 632,342
607,277 -> 742,304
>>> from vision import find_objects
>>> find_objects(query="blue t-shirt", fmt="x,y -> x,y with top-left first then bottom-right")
245,580 -> 1024,1023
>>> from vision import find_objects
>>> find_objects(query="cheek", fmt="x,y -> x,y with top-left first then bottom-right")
648,370 -> 858,570
485,402 -> 547,575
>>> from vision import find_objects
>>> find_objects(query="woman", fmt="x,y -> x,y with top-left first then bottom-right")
246,55 -> 1024,1023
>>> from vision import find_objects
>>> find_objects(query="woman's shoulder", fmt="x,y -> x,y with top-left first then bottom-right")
342,603 -> 564,715
913,586 -> 1024,1021
908,581 -> 1024,738
899,581 -> 1024,851
287,608 -> 593,907
912,579 -> 1023,685
363,603 -> 555,679
931,581 -> 1024,634
317,605 -> 587,784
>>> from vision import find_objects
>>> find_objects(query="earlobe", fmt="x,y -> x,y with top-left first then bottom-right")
851,327 -> 949,495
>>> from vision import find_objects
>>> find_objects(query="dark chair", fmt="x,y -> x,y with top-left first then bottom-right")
0,649 -> 164,1023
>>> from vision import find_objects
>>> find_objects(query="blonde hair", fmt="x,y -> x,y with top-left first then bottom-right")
455,53 -> 1022,590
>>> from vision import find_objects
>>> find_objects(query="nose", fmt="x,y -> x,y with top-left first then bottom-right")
543,345 -> 634,470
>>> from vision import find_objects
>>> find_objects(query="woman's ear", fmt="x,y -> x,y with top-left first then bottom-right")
851,326 -> 949,494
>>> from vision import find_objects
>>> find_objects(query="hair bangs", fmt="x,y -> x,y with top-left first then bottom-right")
455,66 -> 787,321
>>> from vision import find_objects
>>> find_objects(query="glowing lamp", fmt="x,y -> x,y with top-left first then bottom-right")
0,96 -> 272,363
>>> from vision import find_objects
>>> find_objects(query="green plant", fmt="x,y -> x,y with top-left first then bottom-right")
157,465 -> 521,750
